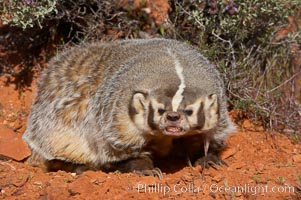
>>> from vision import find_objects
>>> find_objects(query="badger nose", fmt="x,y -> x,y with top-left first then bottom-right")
166,112 -> 181,121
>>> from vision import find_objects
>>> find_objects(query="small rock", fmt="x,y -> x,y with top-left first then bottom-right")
235,191 -> 242,197
9,122 -> 15,128
257,127 -> 265,132
281,147 -> 291,154
255,163 -> 265,172
292,155 -> 301,163
119,0 -> 170,25
194,165 -> 202,172
242,119 -> 253,129
230,162 -> 246,170
220,147 -> 237,160
33,181 -> 43,186
212,174 -> 223,182
142,7 -> 151,14
207,168 -> 219,177
0,127 -> 31,161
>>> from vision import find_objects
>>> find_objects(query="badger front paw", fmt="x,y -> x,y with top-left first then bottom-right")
115,156 -> 163,179
133,167 -> 163,179
194,154 -> 228,170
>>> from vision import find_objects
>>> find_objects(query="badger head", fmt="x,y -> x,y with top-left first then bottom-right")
129,88 -> 219,137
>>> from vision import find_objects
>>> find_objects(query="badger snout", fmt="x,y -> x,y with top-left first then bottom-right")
166,112 -> 181,122
160,111 -> 187,136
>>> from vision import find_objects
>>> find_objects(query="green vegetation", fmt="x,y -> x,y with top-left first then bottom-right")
1,0 -> 57,29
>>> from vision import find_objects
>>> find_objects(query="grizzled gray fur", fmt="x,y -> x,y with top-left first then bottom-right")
23,39 -> 235,178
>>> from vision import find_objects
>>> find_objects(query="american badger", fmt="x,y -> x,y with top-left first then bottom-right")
23,39 -> 235,177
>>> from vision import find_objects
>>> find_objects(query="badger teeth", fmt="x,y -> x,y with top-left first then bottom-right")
166,126 -> 181,132
164,126 -> 185,136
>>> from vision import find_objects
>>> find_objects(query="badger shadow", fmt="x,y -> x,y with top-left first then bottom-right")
155,157 -> 191,174
41,156 -> 194,175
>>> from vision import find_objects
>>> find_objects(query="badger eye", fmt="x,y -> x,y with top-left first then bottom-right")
184,109 -> 193,116
158,108 -> 166,115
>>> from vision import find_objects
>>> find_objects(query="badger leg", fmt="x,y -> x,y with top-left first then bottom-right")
26,150 -> 49,171
114,155 -> 163,179
194,139 -> 228,170
204,138 -> 209,157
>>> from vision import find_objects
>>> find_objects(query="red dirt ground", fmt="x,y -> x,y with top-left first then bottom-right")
0,74 -> 301,200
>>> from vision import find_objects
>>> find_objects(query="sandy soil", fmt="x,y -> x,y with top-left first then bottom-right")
0,74 -> 301,200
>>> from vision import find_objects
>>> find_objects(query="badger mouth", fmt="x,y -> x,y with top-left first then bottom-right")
163,126 -> 186,136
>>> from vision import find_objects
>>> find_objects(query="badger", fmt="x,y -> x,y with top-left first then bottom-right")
23,38 -> 235,178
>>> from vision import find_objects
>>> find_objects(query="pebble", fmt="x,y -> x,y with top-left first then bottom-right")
220,147 -> 237,160
292,155 -> 301,163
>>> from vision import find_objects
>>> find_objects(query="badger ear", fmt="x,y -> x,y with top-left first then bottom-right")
203,94 -> 219,130
204,94 -> 218,110
131,91 -> 149,114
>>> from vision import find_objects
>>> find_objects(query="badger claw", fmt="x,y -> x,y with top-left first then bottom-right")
195,154 -> 228,170
134,167 -> 163,179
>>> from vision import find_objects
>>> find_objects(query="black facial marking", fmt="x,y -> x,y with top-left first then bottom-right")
196,102 -> 205,129
147,103 -> 157,130
128,101 -> 138,122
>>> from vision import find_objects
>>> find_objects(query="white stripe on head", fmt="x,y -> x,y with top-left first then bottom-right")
167,49 -> 186,112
